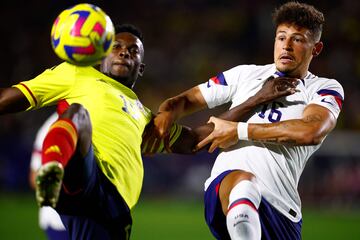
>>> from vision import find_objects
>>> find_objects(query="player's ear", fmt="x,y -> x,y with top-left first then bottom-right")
138,63 -> 145,77
312,41 -> 323,57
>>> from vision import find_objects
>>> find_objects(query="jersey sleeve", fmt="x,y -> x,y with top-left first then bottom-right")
13,63 -> 75,110
198,65 -> 244,109
141,123 -> 183,154
308,78 -> 344,119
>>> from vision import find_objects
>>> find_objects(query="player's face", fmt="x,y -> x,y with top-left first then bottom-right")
274,23 -> 323,79
101,32 -> 145,88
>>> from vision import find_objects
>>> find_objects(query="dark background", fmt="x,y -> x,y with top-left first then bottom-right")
0,0 -> 359,208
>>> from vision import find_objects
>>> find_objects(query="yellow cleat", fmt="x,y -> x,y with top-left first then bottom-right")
35,161 -> 64,208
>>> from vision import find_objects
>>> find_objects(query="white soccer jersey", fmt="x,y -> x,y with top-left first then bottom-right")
199,63 -> 344,222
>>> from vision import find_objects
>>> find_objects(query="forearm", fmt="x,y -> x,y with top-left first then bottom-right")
190,95 -> 260,144
248,117 -> 331,145
170,126 -> 198,154
158,95 -> 206,121
0,87 -> 29,114
217,95 -> 259,122
157,96 -> 188,121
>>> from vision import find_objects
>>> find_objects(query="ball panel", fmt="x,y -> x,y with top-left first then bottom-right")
51,3 -> 115,66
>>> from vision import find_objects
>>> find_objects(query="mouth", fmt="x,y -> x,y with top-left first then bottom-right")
112,60 -> 131,68
279,54 -> 295,63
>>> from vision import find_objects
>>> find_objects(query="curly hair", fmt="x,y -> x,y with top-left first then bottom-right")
115,24 -> 144,43
272,2 -> 325,41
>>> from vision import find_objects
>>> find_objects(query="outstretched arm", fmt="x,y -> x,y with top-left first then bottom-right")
142,77 -> 299,154
196,104 -> 336,153
188,77 -> 300,145
154,76 -> 298,140
0,87 -> 30,114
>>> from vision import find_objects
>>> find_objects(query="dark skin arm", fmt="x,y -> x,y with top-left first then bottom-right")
191,77 -> 300,142
142,77 -> 299,154
0,87 -> 30,114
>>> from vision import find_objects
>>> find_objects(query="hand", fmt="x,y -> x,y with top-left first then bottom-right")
254,76 -> 300,104
141,118 -> 172,155
154,111 -> 176,138
195,116 -> 239,153
141,112 -> 174,155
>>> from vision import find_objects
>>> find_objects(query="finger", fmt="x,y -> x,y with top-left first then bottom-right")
292,79 -> 300,86
289,88 -> 300,93
207,116 -> 217,124
208,142 -> 218,153
195,134 -> 214,151
274,88 -> 295,97
155,128 -> 167,139
277,79 -> 298,88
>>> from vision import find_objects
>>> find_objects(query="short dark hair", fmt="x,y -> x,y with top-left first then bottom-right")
115,24 -> 144,43
272,2 -> 325,41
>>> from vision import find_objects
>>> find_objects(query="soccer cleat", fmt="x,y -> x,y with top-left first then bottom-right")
35,161 -> 64,208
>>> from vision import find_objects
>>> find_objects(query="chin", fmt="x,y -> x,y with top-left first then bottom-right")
276,64 -> 292,74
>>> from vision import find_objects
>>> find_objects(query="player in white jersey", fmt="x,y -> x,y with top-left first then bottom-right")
152,2 -> 343,240
29,113 -> 68,240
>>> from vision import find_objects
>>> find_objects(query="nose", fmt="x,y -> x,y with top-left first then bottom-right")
118,47 -> 130,58
283,38 -> 292,51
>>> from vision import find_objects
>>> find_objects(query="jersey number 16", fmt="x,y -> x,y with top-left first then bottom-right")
258,101 -> 284,123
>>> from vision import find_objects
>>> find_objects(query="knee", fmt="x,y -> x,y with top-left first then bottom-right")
60,103 -> 91,134
219,170 -> 258,214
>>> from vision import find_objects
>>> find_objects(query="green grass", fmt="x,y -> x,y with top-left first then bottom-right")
0,193 -> 46,240
0,193 -> 359,239
131,198 -> 213,240
302,208 -> 360,239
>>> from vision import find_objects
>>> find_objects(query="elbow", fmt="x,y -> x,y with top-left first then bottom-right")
298,131 -> 324,145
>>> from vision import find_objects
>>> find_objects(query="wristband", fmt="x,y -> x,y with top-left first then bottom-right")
237,122 -> 249,140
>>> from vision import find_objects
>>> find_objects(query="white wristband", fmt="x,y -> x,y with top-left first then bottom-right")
237,122 -> 249,140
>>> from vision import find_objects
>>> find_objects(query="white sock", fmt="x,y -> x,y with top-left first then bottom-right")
226,180 -> 261,240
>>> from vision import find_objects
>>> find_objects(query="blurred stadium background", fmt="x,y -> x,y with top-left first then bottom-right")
0,0 -> 359,239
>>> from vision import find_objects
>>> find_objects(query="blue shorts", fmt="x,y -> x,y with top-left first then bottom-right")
45,227 -> 68,240
204,170 -> 302,240
55,146 -> 132,240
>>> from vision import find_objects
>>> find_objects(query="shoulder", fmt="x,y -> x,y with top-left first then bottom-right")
221,63 -> 274,84
224,63 -> 273,74
307,74 -> 344,97
46,62 -> 96,76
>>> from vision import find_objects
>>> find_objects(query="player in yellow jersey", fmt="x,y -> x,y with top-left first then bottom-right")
0,21 -> 298,239
0,24 -> 151,239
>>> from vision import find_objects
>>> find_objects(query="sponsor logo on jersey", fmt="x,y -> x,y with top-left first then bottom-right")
317,89 -> 343,109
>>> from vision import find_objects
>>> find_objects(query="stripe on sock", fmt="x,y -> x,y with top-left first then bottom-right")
228,198 -> 258,212
49,119 -> 78,148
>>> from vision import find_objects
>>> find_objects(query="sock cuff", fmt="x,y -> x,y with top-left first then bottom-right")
49,119 -> 78,148
228,198 -> 258,212
228,180 -> 261,210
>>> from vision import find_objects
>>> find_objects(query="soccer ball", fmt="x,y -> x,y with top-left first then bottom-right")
51,3 -> 115,66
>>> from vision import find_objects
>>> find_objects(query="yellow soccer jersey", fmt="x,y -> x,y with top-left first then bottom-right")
14,62 -> 152,209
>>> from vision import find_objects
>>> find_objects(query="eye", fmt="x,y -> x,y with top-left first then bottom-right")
293,37 -> 304,43
276,35 -> 286,41
112,42 -> 121,49
130,47 -> 140,54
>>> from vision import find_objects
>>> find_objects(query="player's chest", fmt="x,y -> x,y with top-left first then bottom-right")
92,80 -> 151,122
234,81 -> 310,123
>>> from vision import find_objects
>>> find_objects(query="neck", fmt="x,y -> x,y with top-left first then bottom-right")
276,70 -> 308,79
109,74 -> 135,89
